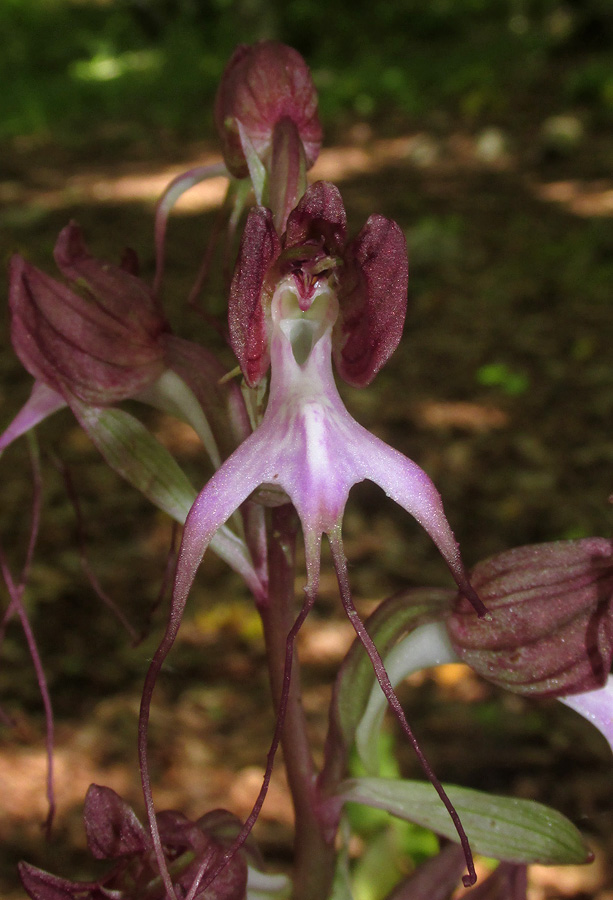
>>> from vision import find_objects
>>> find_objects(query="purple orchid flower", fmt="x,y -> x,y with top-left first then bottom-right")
448,537 -> 613,753
138,179 -> 484,895
3,222 -> 248,457
215,41 -> 321,181
169,179 -> 482,627
9,223 -> 169,407
1,223 -> 167,452
154,41 -> 321,304
447,538 -> 613,699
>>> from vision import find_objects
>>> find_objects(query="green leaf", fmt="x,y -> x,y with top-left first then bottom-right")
329,589 -> 453,754
355,621 -> 458,775
246,867 -> 291,900
72,402 -> 261,592
76,404 -> 196,522
336,777 -> 591,865
237,121 -> 267,204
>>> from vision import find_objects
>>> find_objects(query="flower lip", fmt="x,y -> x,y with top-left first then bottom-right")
272,274 -> 339,366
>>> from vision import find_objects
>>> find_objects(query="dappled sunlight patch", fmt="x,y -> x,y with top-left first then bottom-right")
297,617 -> 355,666
1,128 -> 521,226
228,766 -> 293,827
414,401 -> 509,433
153,414 -> 204,456
532,179 -> 613,217
528,850 -> 608,900
0,740 -> 132,836
0,161 -> 228,216
427,663 -> 490,704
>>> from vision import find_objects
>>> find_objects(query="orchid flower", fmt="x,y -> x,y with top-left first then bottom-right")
18,784 -> 266,900
352,538 -> 613,777
0,223 -> 264,596
138,178 -> 484,896
169,179 -> 482,625
448,537 -> 613,753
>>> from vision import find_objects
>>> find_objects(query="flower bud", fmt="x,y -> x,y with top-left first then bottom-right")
447,539 -> 613,698
9,223 -> 169,406
214,41 -> 322,180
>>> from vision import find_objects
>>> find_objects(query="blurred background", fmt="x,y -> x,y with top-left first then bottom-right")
1,1 -> 613,898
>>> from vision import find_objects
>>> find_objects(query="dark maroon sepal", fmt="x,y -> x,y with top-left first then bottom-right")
229,205 -> 280,386
284,180 -> 347,254
448,538 -> 613,698
9,224 -> 169,405
215,41 -> 322,180
333,214 -> 408,387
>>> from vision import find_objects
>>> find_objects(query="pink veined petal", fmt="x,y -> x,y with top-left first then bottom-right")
447,538 -> 613,697
0,381 -> 66,453
10,249 -> 167,404
350,428 -> 485,614
560,675 -> 613,755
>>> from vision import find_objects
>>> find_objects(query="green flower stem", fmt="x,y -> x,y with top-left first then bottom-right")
259,505 -> 336,900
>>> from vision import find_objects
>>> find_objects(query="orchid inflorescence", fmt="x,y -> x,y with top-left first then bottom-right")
1,39 -> 611,900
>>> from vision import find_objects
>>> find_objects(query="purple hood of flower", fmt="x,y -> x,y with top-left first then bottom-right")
229,180 -> 409,389
447,538 -> 613,697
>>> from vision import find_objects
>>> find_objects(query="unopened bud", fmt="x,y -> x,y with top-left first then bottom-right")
214,41 -> 322,181
447,539 -> 613,698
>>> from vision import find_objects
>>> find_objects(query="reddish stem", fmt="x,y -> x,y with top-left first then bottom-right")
259,506 -> 337,900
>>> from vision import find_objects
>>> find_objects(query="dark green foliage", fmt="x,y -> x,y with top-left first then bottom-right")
3,0 -> 612,146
